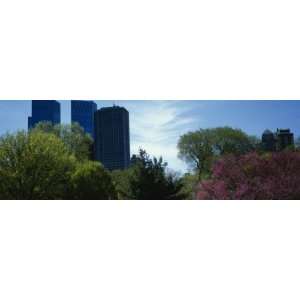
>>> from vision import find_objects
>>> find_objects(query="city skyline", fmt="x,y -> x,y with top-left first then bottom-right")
0,100 -> 300,172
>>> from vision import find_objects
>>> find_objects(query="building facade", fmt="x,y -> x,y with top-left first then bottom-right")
261,128 -> 294,151
94,106 -> 130,170
276,129 -> 294,151
262,129 -> 276,151
28,100 -> 61,129
71,100 -> 97,137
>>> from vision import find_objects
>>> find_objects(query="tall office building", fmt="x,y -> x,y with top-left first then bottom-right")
71,100 -> 97,137
94,106 -> 130,170
262,129 -> 276,151
28,100 -> 61,129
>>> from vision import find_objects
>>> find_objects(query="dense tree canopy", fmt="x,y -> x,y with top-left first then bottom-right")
33,122 -> 93,161
210,127 -> 259,155
0,130 -> 75,199
0,128 -> 118,199
178,127 -> 258,178
3,122 -> 289,200
0,126 -> 191,199
69,161 -> 116,199
113,149 -> 187,200
112,169 -> 132,199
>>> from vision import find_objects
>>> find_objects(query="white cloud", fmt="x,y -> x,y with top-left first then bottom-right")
127,101 -> 203,173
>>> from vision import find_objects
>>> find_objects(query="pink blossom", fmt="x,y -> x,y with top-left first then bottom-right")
196,151 -> 300,200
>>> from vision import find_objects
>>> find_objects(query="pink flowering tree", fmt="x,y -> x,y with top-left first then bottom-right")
196,151 -> 300,199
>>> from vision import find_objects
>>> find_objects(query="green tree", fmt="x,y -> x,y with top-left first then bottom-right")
177,129 -> 214,178
0,130 -> 75,199
211,127 -> 258,155
68,161 -> 117,199
111,168 -> 132,199
33,122 -> 93,161
180,172 -> 199,199
114,149 -> 187,199
178,127 -> 258,178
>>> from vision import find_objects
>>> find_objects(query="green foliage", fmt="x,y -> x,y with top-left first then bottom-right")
211,127 -> 258,155
178,129 -> 214,178
0,128 -> 117,199
68,161 -> 117,199
3,123 -> 265,200
113,149 -> 187,199
178,127 -> 258,178
33,121 -> 93,161
0,130 -> 75,199
111,169 -> 132,199
180,172 -> 199,199
248,135 -> 262,150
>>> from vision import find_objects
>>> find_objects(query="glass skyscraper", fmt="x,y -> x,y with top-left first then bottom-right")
28,100 -> 61,129
94,106 -> 130,170
71,100 -> 97,137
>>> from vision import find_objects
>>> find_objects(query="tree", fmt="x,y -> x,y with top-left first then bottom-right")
68,161 -> 116,199
113,149 -> 187,199
196,151 -> 300,200
111,168 -> 132,199
178,127 -> 258,178
33,122 -> 93,161
180,172 -> 199,199
0,130 -> 75,199
178,129 -> 214,178
211,127 -> 258,155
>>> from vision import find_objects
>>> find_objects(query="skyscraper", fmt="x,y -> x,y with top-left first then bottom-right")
71,100 -> 97,137
28,100 -> 61,129
262,129 -> 276,151
94,106 -> 130,170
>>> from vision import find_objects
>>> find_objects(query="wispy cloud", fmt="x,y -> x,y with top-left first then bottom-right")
126,101 -> 205,173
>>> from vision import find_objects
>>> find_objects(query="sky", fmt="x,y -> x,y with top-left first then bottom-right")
0,100 -> 299,173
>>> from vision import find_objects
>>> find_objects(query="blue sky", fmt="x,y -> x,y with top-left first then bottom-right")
0,100 -> 299,173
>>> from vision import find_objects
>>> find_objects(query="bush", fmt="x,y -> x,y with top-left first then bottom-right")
196,151 -> 300,200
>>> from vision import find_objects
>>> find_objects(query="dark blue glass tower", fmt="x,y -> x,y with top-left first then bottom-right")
71,100 -> 97,137
28,100 -> 61,129
94,106 -> 130,170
